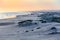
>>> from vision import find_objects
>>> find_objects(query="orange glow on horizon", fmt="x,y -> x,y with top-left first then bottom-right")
0,0 -> 60,12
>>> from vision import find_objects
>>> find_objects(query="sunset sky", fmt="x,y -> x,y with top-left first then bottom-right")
0,0 -> 60,19
0,0 -> 60,12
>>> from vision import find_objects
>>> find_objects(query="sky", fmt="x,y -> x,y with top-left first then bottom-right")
0,0 -> 60,12
0,0 -> 60,19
